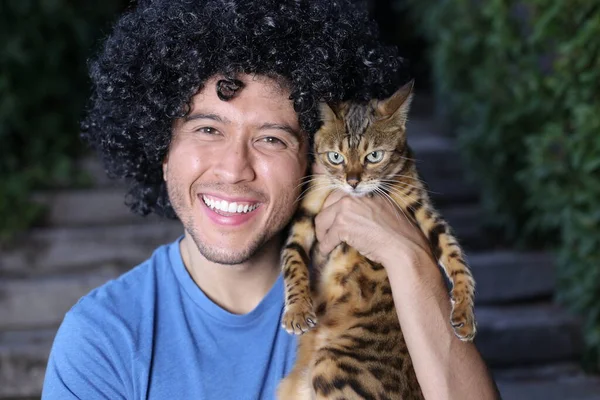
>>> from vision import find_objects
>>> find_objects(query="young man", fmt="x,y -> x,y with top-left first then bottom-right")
43,1 -> 499,399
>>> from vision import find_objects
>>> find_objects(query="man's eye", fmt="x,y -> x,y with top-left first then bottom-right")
197,127 -> 218,135
261,137 -> 286,146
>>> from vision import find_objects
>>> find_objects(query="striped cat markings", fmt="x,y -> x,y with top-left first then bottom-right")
278,80 -> 476,399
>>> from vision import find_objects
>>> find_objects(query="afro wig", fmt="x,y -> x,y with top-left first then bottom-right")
82,0 -> 408,218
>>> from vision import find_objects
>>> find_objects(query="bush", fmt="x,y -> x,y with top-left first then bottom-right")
0,0 -> 125,240
521,9 -> 600,367
405,0 -> 600,369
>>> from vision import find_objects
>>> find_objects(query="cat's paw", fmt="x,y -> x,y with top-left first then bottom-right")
282,303 -> 317,335
450,296 -> 476,341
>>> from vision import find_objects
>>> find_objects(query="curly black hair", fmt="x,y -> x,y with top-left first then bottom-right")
82,0 -> 408,218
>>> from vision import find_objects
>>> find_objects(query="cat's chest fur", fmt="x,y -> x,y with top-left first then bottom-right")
310,242 -> 392,332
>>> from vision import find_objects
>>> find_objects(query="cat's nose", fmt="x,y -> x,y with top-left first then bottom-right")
347,178 -> 359,188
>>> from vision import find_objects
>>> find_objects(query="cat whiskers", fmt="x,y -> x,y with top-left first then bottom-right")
377,187 -> 417,224
378,184 -> 425,224
380,183 -> 427,209
378,179 -> 426,192
373,188 -> 406,225
394,153 -> 419,163
294,181 -> 337,205
380,187 -> 422,232
380,177 -> 439,195
294,175 -> 323,191
389,172 -> 429,185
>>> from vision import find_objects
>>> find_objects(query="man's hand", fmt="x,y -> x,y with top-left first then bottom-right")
314,189 -> 432,267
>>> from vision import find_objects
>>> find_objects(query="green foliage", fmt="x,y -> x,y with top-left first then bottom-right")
406,0 -> 600,370
0,0 -> 124,240
520,7 -> 600,368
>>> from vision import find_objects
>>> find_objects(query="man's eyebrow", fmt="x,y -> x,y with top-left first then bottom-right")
259,123 -> 302,141
184,113 -> 231,123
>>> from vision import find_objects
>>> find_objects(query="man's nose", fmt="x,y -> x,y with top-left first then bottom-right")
212,138 -> 256,183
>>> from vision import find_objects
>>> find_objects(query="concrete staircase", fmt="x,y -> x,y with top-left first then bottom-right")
1,106 -> 599,399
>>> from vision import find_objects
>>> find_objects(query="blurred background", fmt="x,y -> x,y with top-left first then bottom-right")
1,0 -> 599,399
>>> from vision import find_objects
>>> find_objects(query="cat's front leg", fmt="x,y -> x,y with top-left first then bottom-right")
422,218 -> 476,341
391,189 -> 477,341
281,177 -> 332,335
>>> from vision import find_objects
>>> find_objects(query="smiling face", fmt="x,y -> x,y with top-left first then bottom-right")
164,75 -> 308,265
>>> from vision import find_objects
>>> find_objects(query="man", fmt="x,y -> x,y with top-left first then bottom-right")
43,0 -> 499,398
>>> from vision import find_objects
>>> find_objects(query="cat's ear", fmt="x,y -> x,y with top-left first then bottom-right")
375,80 -> 414,126
319,101 -> 341,123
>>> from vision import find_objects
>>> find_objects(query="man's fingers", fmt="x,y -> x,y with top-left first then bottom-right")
314,192 -> 345,243
322,189 -> 345,209
314,204 -> 337,244
318,224 -> 338,255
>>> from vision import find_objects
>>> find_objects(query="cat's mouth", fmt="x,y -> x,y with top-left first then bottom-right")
340,184 -> 376,197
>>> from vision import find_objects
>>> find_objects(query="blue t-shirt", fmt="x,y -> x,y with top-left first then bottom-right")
42,238 -> 297,399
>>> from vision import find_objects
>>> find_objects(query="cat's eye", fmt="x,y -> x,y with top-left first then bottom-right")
327,152 -> 345,165
366,150 -> 384,163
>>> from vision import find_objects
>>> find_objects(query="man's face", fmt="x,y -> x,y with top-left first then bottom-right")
164,75 -> 308,265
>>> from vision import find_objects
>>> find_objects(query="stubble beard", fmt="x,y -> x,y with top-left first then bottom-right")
167,180 -> 296,266
185,215 -> 275,265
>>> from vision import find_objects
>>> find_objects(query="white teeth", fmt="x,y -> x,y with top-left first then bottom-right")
202,195 -> 259,214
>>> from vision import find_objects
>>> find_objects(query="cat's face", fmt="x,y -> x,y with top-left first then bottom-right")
314,81 -> 414,196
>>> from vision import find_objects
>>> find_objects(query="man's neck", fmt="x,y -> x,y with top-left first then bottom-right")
179,233 -> 282,315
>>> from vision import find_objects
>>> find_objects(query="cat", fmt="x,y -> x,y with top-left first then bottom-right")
277,80 -> 476,399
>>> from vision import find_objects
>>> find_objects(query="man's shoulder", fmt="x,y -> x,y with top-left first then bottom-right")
43,240 -> 182,398
69,239 -> 179,324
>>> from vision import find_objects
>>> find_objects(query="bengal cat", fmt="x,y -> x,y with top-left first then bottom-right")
277,81 -> 476,399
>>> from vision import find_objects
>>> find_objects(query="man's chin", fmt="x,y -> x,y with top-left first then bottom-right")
194,238 -> 266,266
185,223 -> 285,266
200,250 -> 255,266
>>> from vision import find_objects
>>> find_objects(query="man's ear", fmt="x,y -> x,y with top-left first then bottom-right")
375,80 -> 414,127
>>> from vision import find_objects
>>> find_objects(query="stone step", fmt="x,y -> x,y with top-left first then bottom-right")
0,222 -> 183,278
492,362 -> 600,400
496,376 -> 600,400
470,251 -> 555,304
0,329 -> 55,399
0,273 -> 120,330
77,155 -> 120,188
408,131 -> 479,206
493,362 -> 587,381
440,205 -> 491,250
0,303 -> 584,399
476,303 -> 583,367
31,188 -> 162,227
